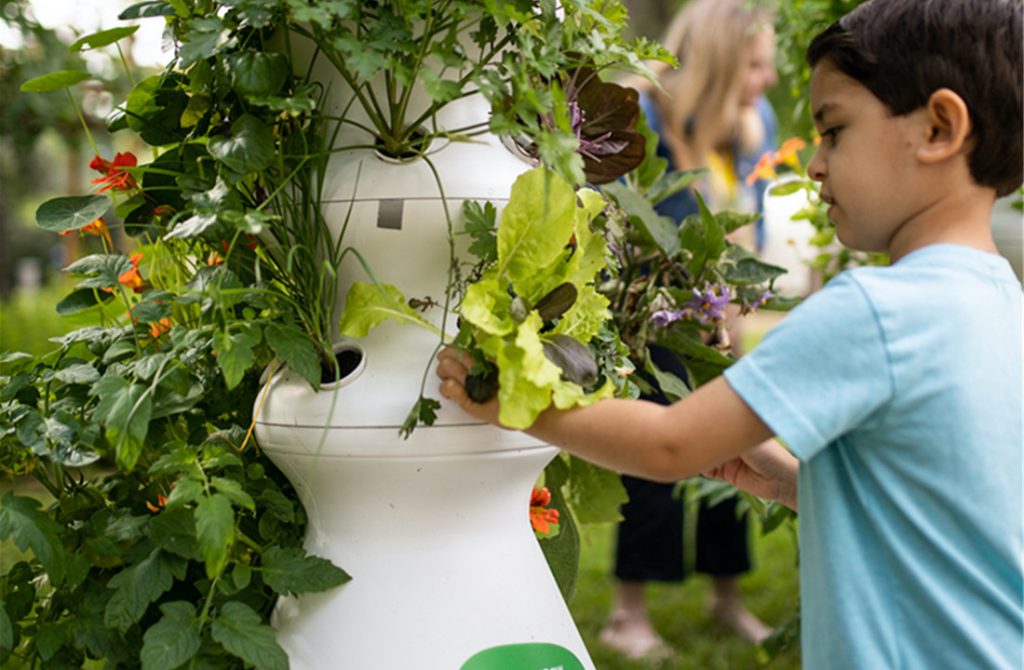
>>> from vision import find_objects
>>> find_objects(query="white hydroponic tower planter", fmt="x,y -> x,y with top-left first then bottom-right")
253,59 -> 595,669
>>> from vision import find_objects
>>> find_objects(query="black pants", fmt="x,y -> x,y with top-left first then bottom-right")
613,475 -> 751,581
613,344 -> 752,582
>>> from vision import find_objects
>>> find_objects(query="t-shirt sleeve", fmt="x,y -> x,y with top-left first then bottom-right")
723,273 -> 894,460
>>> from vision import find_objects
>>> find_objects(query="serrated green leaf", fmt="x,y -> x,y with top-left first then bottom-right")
36,196 -> 110,233
0,492 -> 65,586
20,70 -> 91,92
69,26 -> 140,52
602,181 -> 680,257
140,601 -> 201,670
337,282 -> 437,339
213,324 -> 261,390
147,507 -> 200,560
104,549 -> 175,633
567,456 -> 628,524
264,323 -> 320,389
259,546 -> 350,597
90,374 -> 153,470
210,601 -> 287,670
210,477 -> 254,511
195,494 -> 234,578
65,253 -> 134,289
208,114 -> 275,174
165,477 -> 203,506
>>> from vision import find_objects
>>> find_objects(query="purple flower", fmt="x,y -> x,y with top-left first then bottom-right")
685,285 -> 732,324
649,309 -> 685,329
749,289 -> 774,311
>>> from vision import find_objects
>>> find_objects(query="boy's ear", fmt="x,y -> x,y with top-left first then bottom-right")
917,88 -> 971,164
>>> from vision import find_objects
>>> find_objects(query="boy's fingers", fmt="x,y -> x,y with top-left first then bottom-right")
437,345 -> 476,368
435,356 -> 469,384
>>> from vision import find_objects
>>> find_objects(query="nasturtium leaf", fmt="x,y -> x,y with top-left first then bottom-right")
260,546 -> 351,596
140,601 -> 201,670
35,195 -> 110,233
69,26 -> 140,52
53,286 -> 114,315
54,363 -> 100,385
119,1 -> 177,20
0,493 -> 65,586
195,493 -> 234,578
207,114 -> 275,174
125,74 -> 189,146
338,281 -> 436,338
226,51 -> 290,98
210,601 -> 288,670
20,70 -> 91,93
65,253 -> 134,290
264,322 -> 321,389
104,549 -> 175,633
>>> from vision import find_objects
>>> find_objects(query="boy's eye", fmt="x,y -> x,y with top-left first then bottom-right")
821,127 -> 842,144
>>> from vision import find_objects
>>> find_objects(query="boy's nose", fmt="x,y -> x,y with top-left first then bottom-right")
807,149 -> 826,181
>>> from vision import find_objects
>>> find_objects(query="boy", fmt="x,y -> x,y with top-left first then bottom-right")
436,0 -> 1024,667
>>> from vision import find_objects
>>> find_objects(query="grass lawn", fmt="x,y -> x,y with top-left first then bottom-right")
571,517 -> 801,669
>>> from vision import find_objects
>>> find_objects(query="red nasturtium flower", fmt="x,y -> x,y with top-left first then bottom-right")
90,151 -> 139,193
118,252 -> 145,292
146,493 -> 168,514
529,486 -> 560,534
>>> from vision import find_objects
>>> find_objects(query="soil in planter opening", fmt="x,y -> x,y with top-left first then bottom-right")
322,348 -> 363,385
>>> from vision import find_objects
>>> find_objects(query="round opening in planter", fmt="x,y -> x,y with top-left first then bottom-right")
500,132 -> 541,167
373,128 -> 439,163
321,343 -> 366,387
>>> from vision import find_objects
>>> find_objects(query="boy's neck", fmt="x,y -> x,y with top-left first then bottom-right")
886,183 -> 999,263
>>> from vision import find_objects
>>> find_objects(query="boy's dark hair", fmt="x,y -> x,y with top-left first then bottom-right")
807,0 -> 1023,197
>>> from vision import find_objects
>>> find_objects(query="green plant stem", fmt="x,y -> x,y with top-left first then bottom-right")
65,89 -> 99,157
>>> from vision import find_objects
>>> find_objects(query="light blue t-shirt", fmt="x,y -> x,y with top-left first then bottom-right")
724,244 -> 1023,669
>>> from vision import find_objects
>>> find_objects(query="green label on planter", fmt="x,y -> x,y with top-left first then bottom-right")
460,642 -> 584,670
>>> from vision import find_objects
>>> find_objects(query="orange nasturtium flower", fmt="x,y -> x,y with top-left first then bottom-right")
118,252 -> 146,292
529,486 -> 560,534
59,217 -> 114,247
90,151 -> 139,193
774,137 -> 807,169
149,317 -> 172,339
745,150 -> 778,185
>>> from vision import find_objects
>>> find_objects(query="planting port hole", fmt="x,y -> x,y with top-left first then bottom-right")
321,346 -> 365,385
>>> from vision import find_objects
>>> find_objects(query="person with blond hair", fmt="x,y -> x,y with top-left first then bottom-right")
599,0 -> 780,658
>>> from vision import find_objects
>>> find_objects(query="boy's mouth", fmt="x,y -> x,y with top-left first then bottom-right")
820,193 -> 836,206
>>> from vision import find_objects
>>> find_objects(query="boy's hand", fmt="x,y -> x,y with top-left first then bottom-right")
703,440 -> 799,511
436,347 -> 501,425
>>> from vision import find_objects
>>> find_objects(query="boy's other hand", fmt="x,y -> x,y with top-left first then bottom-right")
436,347 -> 501,426
703,440 -> 799,511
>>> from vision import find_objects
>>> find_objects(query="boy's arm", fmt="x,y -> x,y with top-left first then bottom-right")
436,348 -> 791,496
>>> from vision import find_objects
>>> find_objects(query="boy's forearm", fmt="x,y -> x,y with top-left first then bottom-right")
523,376 -> 776,482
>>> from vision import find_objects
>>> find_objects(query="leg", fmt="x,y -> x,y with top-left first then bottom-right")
695,495 -> 772,643
600,475 -> 682,659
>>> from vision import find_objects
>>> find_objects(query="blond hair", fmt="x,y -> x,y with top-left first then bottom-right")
641,0 -> 773,171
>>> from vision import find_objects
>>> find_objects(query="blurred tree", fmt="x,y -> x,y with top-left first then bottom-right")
0,0 -> 132,298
